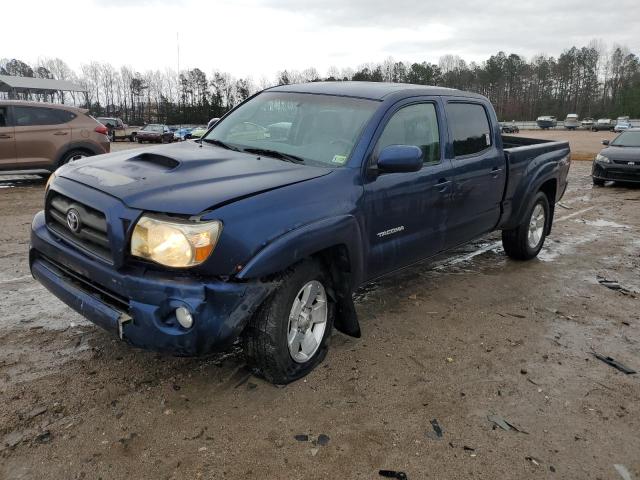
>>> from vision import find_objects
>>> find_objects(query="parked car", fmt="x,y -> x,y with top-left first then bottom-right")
0,100 -> 109,174
592,128 -> 640,185
189,125 -> 208,139
581,117 -> 595,129
591,118 -> 615,131
536,116 -> 557,129
173,127 -> 193,141
614,116 -> 632,133
564,114 -> 580,130
96,117 -> 138,142
136,124 -> 173,143
31,82 -> 571,384
501,122 -> 520,134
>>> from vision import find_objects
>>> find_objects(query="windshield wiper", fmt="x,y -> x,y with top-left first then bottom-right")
201,138 -> 239,151
241,147 -> 305,164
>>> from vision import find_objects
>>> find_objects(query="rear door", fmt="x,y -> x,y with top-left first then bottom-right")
443,100 -> 506,248
0,105 -> 16,167
363,98 -> 452,280
13,106 -> 73,168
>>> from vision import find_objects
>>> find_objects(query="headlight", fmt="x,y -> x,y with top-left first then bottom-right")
130,215 -> 222,268
595,154 -> 610,164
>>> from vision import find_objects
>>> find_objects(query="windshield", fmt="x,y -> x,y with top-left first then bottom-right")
143,124 -> 163,132
611,131 -> 640,147
204,91 -> 378,167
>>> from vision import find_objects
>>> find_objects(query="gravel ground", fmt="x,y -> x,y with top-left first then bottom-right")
0,155 -> 639,479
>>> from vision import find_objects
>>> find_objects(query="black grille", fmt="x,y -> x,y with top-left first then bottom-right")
613,160 -> 639,165
46,192 -> 113,262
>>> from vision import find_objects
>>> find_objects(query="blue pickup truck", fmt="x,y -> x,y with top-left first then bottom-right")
30,82 -> 571,384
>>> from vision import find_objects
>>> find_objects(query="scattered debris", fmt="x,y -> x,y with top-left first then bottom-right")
426,419 -> 444,440
592,353 -> 636,375
463,446 -> 475,452
526,456 -> 541,466
446,357 -> 454,363
294,434 -> 309,442
527,378 -> 540,386
487,414 -> 528,434
557,202 -> 572,210
379,470 -> 408,479
597,276 -> 634,296
26,406 -> 48,420
34,430 -> 52,444
520,368 -> 528,375
316,434 -> 330,446
310,447 -> 319,456
614,464 -> 633,480
507,313 -> 527,319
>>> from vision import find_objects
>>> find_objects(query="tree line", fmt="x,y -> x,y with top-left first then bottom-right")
1,40 -> 639,124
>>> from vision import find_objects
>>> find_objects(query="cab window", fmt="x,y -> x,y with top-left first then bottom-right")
446,102 -> 492,157
376,103 -> 440,165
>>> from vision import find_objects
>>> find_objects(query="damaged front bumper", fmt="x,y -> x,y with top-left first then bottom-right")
30,211 -> 274,356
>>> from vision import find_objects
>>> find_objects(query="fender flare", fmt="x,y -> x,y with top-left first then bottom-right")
235,215 -> 364,338
501,167 -> 558,232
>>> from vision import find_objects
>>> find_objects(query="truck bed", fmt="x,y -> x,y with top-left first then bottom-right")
498,134 -> 571,230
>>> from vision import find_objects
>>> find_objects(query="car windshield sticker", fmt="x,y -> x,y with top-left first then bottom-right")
332,155 -> 347,165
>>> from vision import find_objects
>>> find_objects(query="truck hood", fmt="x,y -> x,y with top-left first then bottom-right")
58,141 -> 333,215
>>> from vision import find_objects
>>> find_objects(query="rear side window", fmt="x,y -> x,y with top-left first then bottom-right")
13,106 -> 76,127
376,103 -> 440,164
0,106 -> 8,127
446,103 -> 492,157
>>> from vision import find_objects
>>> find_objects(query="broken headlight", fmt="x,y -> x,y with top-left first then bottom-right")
130,215 -> 222,268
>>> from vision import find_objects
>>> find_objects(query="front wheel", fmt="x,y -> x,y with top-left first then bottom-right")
502,191 -> 550,260
243,260 -> 334,384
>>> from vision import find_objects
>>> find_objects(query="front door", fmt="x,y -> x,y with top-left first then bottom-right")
13,105 -> 71,169
0,105 -> 16,168
443,101 -> 506,248
363,100 -> 452,280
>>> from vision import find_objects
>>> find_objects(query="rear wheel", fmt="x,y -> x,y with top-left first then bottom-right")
243,260 -> 334,384
502,191 -> 550,260
59,149 -> 92,167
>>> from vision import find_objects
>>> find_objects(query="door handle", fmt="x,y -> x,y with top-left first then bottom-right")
491,167 -> 503,178
435,179 -> 451,193
0,134 -> 12,139
53,131 -> 69,136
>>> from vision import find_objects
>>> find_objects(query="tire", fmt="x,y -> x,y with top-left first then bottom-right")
109,130 -> 116,142
502,191 -> 550,261
58,149 -> 92,167
243,260 -> 335,384
593,177 -> 605,186
130,134 -> 136,142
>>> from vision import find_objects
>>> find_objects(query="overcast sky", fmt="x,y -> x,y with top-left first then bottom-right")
5,0 -> 640,79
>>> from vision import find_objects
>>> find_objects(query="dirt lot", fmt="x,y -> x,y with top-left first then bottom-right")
512,129 -> 618,161
1,156 -> 639,479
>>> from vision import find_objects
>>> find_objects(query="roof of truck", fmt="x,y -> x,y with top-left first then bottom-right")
267,81 -> 486,101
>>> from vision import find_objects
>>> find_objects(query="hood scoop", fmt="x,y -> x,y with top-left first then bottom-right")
127,152 -> 180,169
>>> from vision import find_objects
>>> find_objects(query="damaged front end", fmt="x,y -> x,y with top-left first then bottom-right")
30,210 -> 278,356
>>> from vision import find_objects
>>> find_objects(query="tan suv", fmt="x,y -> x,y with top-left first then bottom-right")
0,100 -> 110,173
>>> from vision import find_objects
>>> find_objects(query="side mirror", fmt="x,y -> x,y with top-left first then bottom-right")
377,145 -> 423,173
602,140 -> 610,146
207,118 -> 220,129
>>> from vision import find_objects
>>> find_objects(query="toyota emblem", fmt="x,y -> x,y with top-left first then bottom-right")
66,209 -> 81,233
